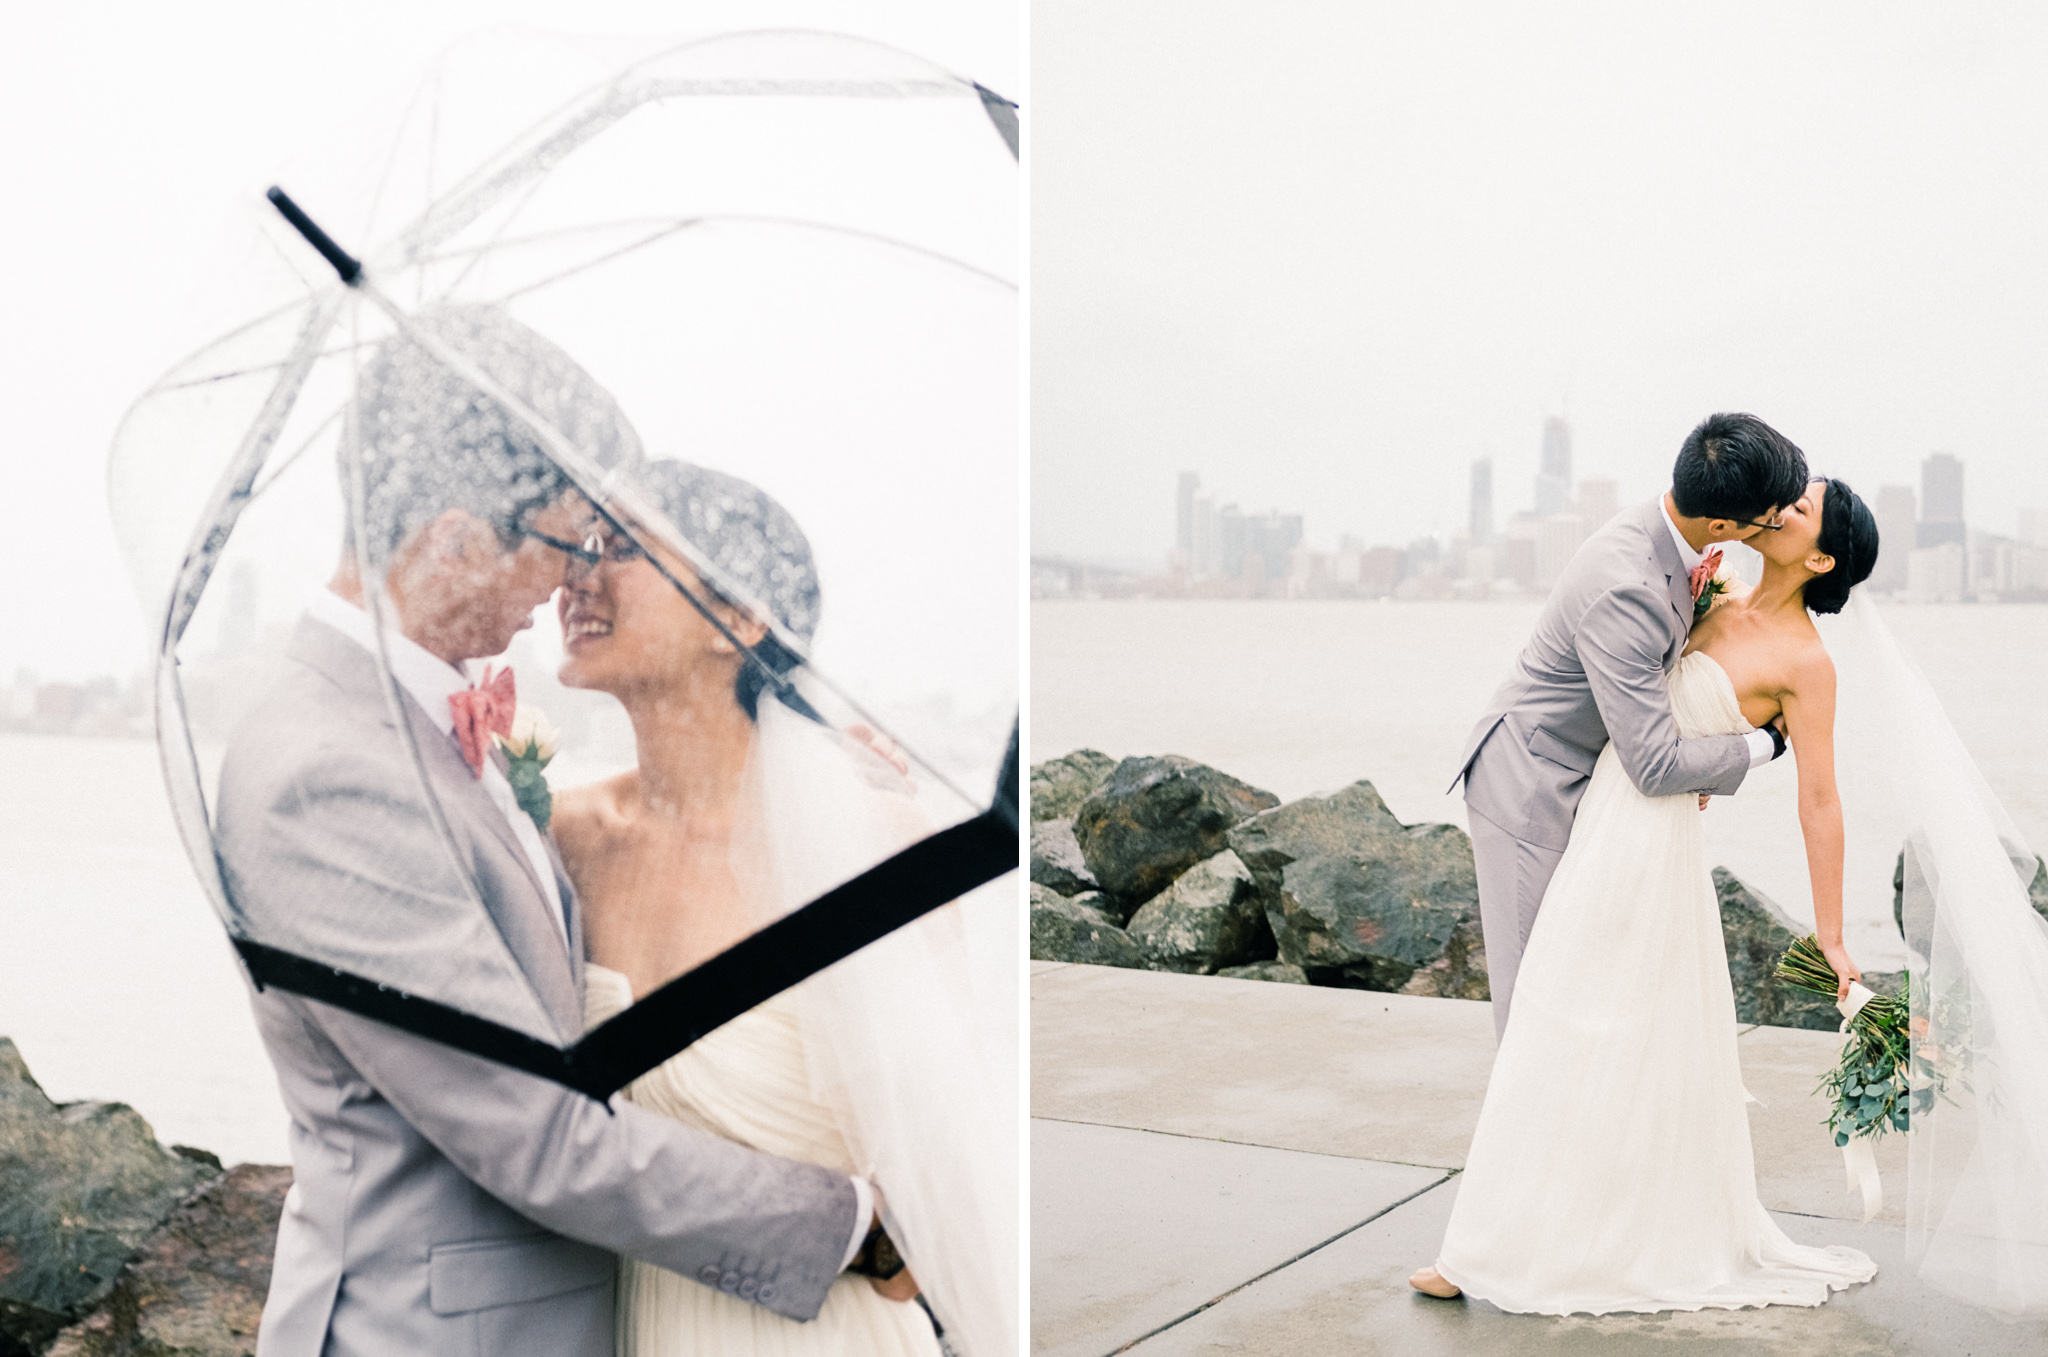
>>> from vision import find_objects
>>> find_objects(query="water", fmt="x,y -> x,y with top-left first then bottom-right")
0,732 -> 289,1166
0,693 -> 1014,1171
1031,600 -> 2048,971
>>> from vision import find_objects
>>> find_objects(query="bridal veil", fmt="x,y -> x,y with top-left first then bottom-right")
1825,593 -> 2048,1314
739,698 -> 1018,1356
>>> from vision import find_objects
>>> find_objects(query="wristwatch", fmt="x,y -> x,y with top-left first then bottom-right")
848,1224 -> 906,1280
1766,722 -> 1788,760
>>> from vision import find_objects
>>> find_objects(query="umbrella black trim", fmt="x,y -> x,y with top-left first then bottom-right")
237,795 -> 1018,1102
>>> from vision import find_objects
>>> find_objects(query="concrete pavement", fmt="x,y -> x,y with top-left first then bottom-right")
1031,962 -> 2048,1356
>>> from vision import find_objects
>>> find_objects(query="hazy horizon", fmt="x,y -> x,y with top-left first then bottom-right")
2,1 -> 1017,683
1033,2 -> 2048,561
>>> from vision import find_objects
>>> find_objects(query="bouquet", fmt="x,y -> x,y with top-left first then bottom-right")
1774,935 -> 1914,1146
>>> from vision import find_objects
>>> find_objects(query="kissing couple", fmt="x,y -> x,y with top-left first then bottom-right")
1416,412 -> 2048,1316
211,304 -> 1012,1356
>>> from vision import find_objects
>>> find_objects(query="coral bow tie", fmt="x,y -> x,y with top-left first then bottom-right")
1689,548 -> 1724,603
449,665 -> 515,778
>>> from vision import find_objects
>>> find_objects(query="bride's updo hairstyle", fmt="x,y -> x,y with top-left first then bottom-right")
635,459 -> 821,719
1806,477 -> 1879,616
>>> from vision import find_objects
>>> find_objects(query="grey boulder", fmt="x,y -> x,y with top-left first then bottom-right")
1030,750 -> 1119,822
48,1162 -> 292,1357
0,1038 -> 216,1356
1717,867 -> 1903,1030
1398,913 -> 1491,1002
1075,756 -> 1280,903
1892,846 -> 2048,953
1126,849 -> 1270,974
1030,883 -> 1148,969
1029,819 -> 1100,897
1216,961 -> 1310,985
1228,783 -> 1479,992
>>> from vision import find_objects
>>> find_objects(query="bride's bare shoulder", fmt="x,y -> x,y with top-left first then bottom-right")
550,772 -> 637,858
1785,626 -> 1836,692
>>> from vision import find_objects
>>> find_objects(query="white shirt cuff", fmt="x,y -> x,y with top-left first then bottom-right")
1745,728 -> 1776,769
841,1176 -> 874,1271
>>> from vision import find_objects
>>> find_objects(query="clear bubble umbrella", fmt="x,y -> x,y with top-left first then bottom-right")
108,27 -> 1017,1105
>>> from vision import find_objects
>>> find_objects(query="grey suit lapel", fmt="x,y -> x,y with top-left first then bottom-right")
541,833 -> 585,997
1638,500 -> 1695,646
287,616 -> 582,1036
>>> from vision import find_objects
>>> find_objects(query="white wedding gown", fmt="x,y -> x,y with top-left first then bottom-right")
1435,651 -> 1878,1314
584,965 -> 944,1357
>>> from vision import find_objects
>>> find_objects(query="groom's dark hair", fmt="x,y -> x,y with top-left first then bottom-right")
1670,414 -> 1809,524
346,303 -> 643,564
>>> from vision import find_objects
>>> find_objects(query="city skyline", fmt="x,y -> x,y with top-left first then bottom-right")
1037,422 -> 2048,605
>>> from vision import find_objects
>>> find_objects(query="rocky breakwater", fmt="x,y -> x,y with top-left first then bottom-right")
1030,749 -> 1909,1030
1030,751 -> 1487,998
0,1039 -> 288,1357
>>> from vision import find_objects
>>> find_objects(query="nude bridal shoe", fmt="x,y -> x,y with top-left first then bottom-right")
1408,1266 -> 1461,1299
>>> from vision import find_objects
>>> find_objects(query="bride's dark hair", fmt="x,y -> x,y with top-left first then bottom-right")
635,460 -> 820,720
1805,477 -> 1879,616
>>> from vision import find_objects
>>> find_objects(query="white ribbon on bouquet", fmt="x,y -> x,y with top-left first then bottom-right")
1835,980 -> 1883,1223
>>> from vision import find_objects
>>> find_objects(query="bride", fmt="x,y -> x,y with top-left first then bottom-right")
548,460 -> 1011,1355
1413,476 -> 1882,1313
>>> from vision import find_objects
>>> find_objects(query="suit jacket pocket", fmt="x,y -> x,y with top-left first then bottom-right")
428,1234 -> 613,1315
1526,725 -> 1599,776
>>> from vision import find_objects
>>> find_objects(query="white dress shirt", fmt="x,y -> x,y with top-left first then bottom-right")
306,589 -> 875,1270
1659,502 -> 1778,770
307,590 -> 568,945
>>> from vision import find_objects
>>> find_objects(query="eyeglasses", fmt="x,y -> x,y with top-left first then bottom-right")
520,527 -> 602,565
555,526 -> 649,576
1742,479 -> 1827,533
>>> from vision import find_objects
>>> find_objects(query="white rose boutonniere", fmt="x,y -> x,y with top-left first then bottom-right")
494,705 -> 560,832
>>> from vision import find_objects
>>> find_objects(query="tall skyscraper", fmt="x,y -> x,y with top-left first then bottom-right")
1917,453 -> 1965,549
1469,458 -> 1494,545
1534,416 -> 1573,516
1218,504 -> 1247,579
1873,485 -> 1915,591
1176,471 -> 1200,559
1191,491 -> 1219,578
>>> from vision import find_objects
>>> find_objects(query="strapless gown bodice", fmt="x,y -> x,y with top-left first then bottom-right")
584,964 -> 941,1357
1667,649 -> 1754,740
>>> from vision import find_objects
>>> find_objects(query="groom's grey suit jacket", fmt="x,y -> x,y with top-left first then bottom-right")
1451,497 -> 1752,847
213,617 -> 857,1357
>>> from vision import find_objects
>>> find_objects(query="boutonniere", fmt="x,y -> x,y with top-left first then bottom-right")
495,705 -> 560,832
1690,548 -> 1731,622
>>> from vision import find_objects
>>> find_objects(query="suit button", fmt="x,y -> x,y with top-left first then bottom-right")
738,1277 -> 758,1298
699,1265 -> 721,1286
757,1283 -> 776,1303
720,1271 -> 741,1293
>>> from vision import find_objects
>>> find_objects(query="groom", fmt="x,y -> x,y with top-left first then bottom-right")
213,306 -> 888,1356
1450,412 -> 1809,1039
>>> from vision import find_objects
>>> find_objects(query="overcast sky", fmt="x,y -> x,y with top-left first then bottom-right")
1032,1 -> 2048,563
1,1 -> 1017,683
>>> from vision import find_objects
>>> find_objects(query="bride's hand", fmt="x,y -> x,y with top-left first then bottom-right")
1819,940 -> 1863,1002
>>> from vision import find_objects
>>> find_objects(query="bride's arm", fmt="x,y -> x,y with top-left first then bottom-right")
1782,647 -> 1862,999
